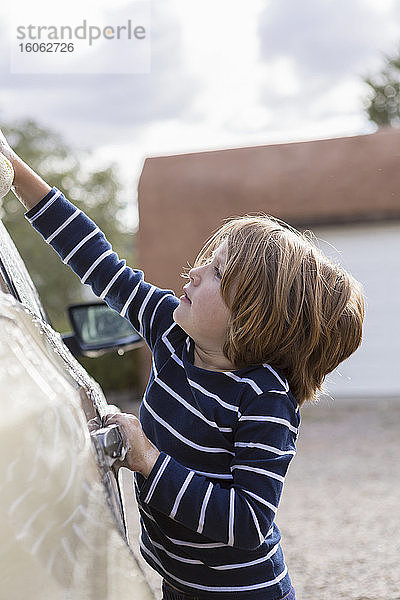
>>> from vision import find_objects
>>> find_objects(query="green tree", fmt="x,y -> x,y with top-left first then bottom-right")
1,118 -> 140,394
364,51 -> 400,127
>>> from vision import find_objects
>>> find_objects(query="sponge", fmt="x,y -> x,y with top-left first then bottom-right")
0,153 -> 14,199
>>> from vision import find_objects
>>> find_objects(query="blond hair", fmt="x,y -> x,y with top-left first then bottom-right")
194,215 -> 365,405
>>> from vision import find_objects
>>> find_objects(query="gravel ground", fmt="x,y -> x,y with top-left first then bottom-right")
112,394 -> 400,600
278,396 -> 400,600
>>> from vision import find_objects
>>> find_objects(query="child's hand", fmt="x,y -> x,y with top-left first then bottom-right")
104,412 -> 160,477
87,416 -> 102,433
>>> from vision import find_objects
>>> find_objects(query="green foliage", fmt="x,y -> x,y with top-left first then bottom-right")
1,118 -> 140,393
79,347 -> 142,394
364,51 -> 400,127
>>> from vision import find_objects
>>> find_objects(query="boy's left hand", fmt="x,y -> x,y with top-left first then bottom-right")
104,412 -> 160,478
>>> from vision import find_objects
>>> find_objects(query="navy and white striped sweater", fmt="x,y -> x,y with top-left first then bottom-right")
26,187 -> 300,600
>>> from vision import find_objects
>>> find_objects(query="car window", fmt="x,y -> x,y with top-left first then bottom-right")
0,219 -> 110,417
0,218 -> 48,322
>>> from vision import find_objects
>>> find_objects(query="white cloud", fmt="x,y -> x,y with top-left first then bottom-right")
1,0 -> 400,213
252,0 -> 400,143
0,1 -> 198,147
258,0 -> 400,78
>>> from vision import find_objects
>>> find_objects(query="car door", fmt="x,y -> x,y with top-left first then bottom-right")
0,218 -> 153,599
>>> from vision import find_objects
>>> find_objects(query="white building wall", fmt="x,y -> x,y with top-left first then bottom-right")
313,222 -> 400,399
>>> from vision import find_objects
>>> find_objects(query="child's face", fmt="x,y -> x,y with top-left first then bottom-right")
173,243 -> 231,360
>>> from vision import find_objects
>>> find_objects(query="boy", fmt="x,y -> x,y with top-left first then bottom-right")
0,130 -> 364,600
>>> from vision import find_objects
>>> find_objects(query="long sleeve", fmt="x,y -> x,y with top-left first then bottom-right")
25,187 -> 179,350
138,390 -> 298,551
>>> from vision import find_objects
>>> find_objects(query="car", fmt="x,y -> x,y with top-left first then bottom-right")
0,212 -> 154,600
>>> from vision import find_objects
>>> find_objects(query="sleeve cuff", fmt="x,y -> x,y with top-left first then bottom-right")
139,452 -> 172,505
24,187 -> 60,221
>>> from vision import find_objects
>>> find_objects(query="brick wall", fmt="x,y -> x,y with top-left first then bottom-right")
138,128 -> 400,297
136,129 -> 400,385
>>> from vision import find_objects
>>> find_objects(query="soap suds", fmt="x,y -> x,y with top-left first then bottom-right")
0,153 -> 14,199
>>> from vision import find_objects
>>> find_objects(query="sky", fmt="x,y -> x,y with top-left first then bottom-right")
1,0 -> 400,226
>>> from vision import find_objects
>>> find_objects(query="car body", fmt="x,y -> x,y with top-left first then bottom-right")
0,216 -> 153,600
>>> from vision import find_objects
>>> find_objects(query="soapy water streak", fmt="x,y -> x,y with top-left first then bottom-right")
0,298 -> 154,599
0,315 -> 105,580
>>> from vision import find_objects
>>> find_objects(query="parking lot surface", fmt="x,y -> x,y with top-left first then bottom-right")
114,394 -> 400,600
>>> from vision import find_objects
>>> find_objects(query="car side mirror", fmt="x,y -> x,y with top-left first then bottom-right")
62,302 -> 143,358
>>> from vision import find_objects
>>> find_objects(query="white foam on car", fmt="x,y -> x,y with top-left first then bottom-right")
0,153 -> 14,199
